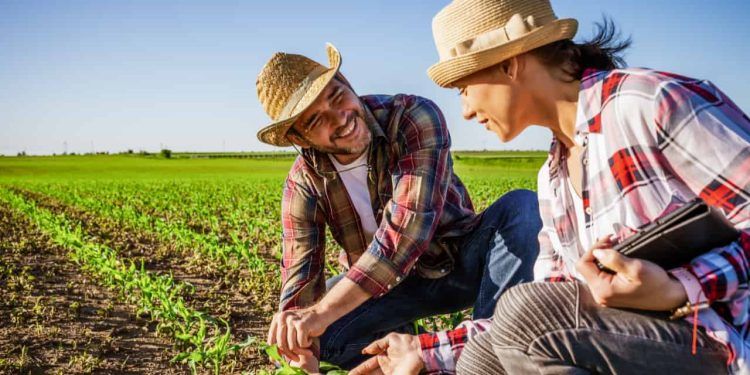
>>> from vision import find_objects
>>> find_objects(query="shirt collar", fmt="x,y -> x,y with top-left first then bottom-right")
574,68 -> 607,137
547,68 -> 607,186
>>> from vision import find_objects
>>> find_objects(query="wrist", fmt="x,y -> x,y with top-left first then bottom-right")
312,300 -> 342,330
667,277 -> 689,309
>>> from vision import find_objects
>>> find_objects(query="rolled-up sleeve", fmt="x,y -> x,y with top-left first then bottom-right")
346,97 -> 452,296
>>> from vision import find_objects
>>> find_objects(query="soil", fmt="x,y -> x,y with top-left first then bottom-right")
0,202 -> 187,374
6,189 -> 275,373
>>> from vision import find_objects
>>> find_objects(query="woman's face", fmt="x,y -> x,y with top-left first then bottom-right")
453,62 -> 533,143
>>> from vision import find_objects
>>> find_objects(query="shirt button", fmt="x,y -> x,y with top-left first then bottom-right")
387,284 -> 392,290
585,207 -> 593,215
582,158 -> 588,166
440,269 -> 447,273
396,276 -> 402,282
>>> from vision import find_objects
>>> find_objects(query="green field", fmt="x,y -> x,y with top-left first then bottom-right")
0,151 -> 545,374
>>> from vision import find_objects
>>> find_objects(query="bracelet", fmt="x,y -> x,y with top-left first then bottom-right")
669,300 -> 710,320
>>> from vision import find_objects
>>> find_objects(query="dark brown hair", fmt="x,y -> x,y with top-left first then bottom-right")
529,17 -> 632,81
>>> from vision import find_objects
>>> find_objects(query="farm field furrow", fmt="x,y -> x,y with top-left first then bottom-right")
0,188 -> 264,373
0,200 -> 185,374
15,184 -> 281,310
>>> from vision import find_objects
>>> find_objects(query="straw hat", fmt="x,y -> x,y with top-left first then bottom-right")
256,43 -> 341,147
428,0 -> 578,87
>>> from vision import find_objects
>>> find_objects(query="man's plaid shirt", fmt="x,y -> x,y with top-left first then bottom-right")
279,94 -> 478,311
419,68 -> 750,374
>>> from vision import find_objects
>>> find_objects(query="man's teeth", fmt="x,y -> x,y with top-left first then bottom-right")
339,121 -> 355,137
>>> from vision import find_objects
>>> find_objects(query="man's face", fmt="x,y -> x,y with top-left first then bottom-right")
288,78 -> 371,163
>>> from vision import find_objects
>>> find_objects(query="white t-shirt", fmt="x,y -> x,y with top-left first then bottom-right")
329,151 -> 379,239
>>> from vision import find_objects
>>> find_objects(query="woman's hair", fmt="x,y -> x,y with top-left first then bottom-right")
529,17 -> 632,81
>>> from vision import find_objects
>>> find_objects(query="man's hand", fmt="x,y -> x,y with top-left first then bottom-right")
267,307 -> 329,355
269,278 -> 372,358
287,347 -> 320,375
576,236 -> 688,311
350,333 -> 424,375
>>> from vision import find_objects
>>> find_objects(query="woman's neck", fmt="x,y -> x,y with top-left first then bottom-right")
536,71 -> 581,149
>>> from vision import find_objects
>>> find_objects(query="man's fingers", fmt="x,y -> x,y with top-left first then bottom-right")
267,314 -> 279,345
279,347 -> 299,362
287,316 -> 298,352
276,317 -> 289,353
350,356 -> 381,375
362,337 -> 389,355
296,322 -> 310,349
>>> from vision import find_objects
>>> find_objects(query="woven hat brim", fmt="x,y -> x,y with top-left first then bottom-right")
257,45 -> 341,147
428,18 -> 578,88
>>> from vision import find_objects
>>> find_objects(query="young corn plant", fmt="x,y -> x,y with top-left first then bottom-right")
0,188 -> 253,374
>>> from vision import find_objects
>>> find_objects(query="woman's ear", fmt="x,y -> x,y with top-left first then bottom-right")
502,56 -> 522,81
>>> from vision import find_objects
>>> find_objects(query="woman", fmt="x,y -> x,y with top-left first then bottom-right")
352,0 -> 750,374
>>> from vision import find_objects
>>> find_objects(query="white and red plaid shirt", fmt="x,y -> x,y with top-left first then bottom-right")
419,68 -> 750,374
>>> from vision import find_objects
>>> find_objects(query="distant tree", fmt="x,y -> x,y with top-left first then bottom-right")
160,149 -> 172,159
17,151 -> 26,157
127,149 -> 134,154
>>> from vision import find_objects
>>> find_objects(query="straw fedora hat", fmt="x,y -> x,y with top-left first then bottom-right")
256,43 -> 341,147
428,0 -> 578,88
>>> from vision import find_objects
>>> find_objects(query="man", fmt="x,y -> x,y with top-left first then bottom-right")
355,0 -> 750,374
256,43 -> 542,371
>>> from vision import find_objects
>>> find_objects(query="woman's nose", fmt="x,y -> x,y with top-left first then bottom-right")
461,96 -> 476,120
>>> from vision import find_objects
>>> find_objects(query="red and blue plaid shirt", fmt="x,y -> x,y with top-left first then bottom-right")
419,68 -> 750,374
279,94 -> 478,311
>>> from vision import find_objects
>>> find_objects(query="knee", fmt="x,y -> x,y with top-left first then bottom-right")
456,332 -> 504,375
490,282 -> 578,349
504,189 -> 541,226
485,189 -> 541,229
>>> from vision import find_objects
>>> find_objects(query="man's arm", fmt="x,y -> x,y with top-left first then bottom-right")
278,166 -> 327,311
345,96 -> 454,297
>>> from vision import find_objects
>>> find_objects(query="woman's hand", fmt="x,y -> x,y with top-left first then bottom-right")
576,236 -> 688,311
350,333 -> 424,375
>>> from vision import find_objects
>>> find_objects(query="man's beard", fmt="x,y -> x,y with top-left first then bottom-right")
307,110 -> 371,157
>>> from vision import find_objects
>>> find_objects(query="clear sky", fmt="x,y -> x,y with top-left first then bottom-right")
2,0 -> 749,155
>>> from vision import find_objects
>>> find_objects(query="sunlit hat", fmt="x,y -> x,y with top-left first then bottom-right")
428,0 -> 578,88
256,43 -> 341,147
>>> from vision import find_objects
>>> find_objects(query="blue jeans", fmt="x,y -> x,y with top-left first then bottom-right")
319,189 -> 542,369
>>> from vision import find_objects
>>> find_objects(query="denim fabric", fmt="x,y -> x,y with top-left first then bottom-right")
319,189 -> 542,369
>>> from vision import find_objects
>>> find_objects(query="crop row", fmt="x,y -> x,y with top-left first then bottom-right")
0,188 -> 255,374
19,182 -> 283,307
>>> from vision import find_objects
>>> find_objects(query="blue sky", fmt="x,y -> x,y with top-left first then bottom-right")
1,0 -> 749,155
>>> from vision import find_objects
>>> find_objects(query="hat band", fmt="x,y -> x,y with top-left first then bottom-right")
443,13 -> 541,60
279,65 -> 328,120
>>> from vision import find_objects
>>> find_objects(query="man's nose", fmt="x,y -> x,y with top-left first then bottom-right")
328,109 -> 348,127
